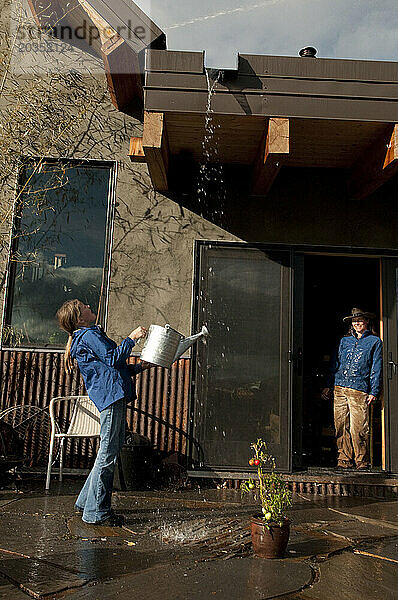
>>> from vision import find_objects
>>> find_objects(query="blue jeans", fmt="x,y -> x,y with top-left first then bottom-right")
76,397 -> 126,523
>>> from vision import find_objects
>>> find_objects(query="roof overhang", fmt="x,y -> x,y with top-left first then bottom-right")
130,50 -> 398,199
27,0 -> 165,111
26,2 -> 398,201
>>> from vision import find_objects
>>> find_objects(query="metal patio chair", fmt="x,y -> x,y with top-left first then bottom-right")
0,405 -> 60,468
45,396 -> 100,491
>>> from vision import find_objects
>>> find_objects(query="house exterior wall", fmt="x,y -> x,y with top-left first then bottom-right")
106,162 -> 237,344
1,1 -> 396,348
1,3 -> 397,472
1,90 -> 397,347
108,165 -> 398,346
0,4 -> 235,469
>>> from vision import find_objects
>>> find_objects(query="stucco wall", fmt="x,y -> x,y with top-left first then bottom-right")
0,84 -> 237,347
176,166 -> 398,250
107,162 -> 238,343
250,168 -> 398,249
0,0 -> 238,347
109,162 -> 397,346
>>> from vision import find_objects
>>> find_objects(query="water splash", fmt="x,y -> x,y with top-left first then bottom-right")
197,68 -> 226,225
157,520 -> 213,543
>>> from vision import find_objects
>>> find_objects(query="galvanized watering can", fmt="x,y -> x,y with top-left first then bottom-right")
140,324 -> 209,369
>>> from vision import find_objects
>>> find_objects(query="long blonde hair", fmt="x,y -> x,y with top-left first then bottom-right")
56,299 -> 81,374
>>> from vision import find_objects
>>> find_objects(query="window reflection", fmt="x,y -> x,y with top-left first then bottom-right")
5,159 -> 113,349
194,246 -> 290,469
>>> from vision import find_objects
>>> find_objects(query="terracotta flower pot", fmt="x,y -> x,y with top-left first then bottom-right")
250,515 -> 290,559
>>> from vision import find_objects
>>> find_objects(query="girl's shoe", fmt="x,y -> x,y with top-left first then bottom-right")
83,513 -> 125,527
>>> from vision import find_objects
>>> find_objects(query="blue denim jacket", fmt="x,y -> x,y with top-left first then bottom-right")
332,331 -> 383,396
70,326 -> 143,412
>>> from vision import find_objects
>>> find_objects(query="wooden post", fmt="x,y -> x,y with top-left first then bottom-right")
349,124 -> 398,200
379,258 -> 386,471
142,112 -> 169,192
252,118 -> 289,196
129,137 -> 146,162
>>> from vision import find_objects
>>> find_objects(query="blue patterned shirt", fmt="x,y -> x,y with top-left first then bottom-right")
333,331 -> 383,396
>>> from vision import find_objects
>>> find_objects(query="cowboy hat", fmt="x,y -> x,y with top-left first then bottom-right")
343,307 -> 376,322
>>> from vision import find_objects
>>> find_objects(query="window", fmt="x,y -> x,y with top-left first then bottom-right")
3,159 -> 115,349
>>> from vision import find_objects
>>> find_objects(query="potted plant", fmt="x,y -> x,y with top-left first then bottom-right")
241,438 -> 292,559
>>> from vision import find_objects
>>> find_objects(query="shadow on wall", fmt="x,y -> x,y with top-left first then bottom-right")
168,161 -> 352,245
109,161 -> 236,331
170,164 -> 398,248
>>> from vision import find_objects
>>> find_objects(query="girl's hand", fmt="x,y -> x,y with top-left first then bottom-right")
129,326 -> 147,340
366,394 -> 376,405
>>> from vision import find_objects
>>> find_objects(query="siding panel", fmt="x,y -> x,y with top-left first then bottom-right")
0,351 -> 191,468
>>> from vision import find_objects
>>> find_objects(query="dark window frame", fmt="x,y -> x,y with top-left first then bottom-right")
1,157 -> 117,351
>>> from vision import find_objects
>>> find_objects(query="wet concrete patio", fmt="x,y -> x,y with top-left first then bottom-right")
0,478 -> 397,599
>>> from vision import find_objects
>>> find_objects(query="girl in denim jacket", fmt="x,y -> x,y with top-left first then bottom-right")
57,299 -> 151,525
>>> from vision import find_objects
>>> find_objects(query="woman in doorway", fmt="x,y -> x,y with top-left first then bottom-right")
57,299 -> 151,525
322,308 -> 383,470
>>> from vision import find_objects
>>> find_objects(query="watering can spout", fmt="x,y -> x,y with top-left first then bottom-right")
173,325 -> 209,361
140,324 -> 209,369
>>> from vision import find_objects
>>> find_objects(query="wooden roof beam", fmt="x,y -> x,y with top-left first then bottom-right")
101,34 -> 143,111
142,112 -> 169,192
129,137 -> 146,162
348,124 -> 398,200
76,1 -> 144,111
27,0 -> 164,112
252,118 -> 289,196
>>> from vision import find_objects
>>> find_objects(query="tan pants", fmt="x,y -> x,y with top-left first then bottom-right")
334,386 -> 370,467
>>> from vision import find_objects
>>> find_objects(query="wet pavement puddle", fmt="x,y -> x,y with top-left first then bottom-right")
0,571 -> 32,599
287,529 -> 350,560
0,487 -> 397,599
0,549 -> 89,598
68,557 -> 315,600
316,520 -> 398,543
46,547 -> 158,580
295,551 -> 398,600
68,516 -> 123,539
355,536 -> 398,564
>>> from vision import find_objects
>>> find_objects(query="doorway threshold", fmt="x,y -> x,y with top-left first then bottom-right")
306,466 -> 383,475
187,469 -> 398,499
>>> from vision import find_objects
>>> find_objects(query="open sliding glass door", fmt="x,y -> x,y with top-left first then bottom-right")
382,259 -> 398,472
191,243 -> 293,472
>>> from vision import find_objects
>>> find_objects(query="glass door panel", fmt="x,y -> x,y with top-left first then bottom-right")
382,259 -> 398,472
192,244 -> 292,471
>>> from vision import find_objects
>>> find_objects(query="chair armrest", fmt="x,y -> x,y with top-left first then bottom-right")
48,396 -> 89,432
